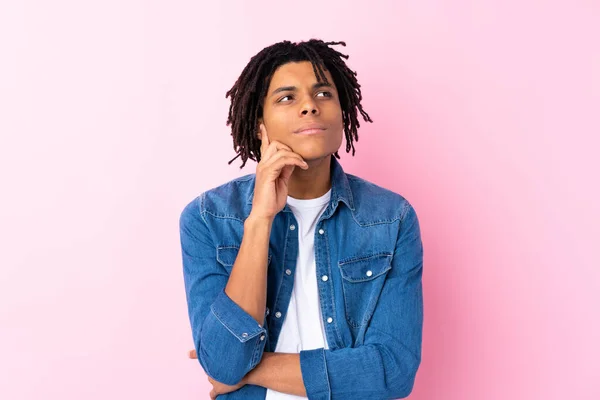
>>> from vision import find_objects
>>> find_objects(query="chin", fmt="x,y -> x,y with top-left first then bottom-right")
298,151 -> 334,162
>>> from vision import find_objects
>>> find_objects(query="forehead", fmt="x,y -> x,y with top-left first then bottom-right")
268,61 -> 335,88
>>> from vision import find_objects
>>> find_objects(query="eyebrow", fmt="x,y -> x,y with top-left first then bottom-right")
270,82 -> 335,97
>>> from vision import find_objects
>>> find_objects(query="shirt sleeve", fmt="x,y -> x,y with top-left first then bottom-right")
179,195 -> 267,385
299,201 -> 424,400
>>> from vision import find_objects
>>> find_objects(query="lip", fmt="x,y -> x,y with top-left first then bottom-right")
294,123 -> 327,134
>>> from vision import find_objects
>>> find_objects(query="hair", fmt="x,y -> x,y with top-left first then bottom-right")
225,39 -> 373,169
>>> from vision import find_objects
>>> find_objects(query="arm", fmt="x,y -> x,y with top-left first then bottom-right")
245,352 -> 307,397
299,202 -> 424,399
186,350 -> 306,397
179,196 -> 272,385
224,212 -> 272,326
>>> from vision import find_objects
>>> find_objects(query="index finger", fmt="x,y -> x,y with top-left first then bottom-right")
259,124 -> 269,155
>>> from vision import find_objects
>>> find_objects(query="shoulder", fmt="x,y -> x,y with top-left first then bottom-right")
180,173 -> 255,223
346,173 -> 416,224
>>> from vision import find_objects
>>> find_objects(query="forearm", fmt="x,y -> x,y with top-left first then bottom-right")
225,213 -> 272,325
245,352 -> 307,397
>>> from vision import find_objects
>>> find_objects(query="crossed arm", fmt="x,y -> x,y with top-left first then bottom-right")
189,349 -> 307,397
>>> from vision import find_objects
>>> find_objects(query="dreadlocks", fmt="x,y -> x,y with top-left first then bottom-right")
225,39 -> 373,169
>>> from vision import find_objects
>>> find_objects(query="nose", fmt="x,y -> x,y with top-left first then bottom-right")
300,96 -> 320,116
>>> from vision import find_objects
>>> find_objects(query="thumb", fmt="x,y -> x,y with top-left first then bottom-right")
279,163 -> 296,182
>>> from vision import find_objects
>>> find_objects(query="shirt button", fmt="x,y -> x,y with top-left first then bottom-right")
260,335 -> 265,341
366,270 -> 373,277
290,224 -> 296,230
318,228 -> 324,234
241,332 -> 248,338
285,269 -> 292,275
275,311 -> 282,318
266,307 -> 270,316
327,317 -> 333,323
321,275 -> 328,281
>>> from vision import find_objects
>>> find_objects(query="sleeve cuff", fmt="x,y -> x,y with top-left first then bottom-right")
210,288 -> 265,343
300,347 -> 331,400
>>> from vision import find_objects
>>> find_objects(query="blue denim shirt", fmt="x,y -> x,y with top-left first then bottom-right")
179,155 -> 424,400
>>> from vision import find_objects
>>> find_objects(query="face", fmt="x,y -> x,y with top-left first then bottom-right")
258,61 -> 344,161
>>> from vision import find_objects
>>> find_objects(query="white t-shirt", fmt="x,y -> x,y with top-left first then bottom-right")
265,188 -> 331,400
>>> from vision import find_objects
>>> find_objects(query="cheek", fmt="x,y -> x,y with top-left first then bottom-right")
335,128 -> 344,147
331,113 -> 344,137
326,103 -> 343,125
263,109 -> 292,136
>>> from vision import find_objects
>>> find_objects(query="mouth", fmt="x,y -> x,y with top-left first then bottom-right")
295,128 -> 326,135
294,123 -> 327,135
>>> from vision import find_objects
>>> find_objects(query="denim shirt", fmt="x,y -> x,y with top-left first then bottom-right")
179,155 -> 424,400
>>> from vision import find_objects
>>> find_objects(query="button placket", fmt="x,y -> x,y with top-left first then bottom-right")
315,221 -> 337,348
271,216 -> 296,344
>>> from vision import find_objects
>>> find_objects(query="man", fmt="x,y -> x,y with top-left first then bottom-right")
180,39 -> 424,399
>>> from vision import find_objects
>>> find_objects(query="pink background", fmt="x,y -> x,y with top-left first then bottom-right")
1,1 -> 599,399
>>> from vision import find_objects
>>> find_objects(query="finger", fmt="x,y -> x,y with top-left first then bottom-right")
262,123 -> 269,145
188,349 -> 197,359
280,163 -> 296,182
263,155 -> 309,174
259,124 -> 269,157
261,149 -> 306,169
210,390 -> 216,400
262,141 -> 294,163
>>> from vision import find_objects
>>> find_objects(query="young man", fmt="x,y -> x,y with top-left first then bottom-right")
180,39 -> 424,400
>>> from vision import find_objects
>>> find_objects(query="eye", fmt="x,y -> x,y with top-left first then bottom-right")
317,91 -> 333,98
277,95 -> 294,103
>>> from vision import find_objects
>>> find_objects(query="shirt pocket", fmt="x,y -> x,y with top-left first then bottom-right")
216,245 -> 272,273
338,252 -> 393,327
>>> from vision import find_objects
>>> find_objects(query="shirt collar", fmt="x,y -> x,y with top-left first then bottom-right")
246,155 -> 355,213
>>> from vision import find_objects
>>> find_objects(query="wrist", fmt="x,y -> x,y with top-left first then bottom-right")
246,352 -> 272,386
245,212 -> 274,227
241,373 -> 251,386
244,365 -> 258,386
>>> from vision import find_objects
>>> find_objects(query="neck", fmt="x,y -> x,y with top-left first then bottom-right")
287,155 -> 332,200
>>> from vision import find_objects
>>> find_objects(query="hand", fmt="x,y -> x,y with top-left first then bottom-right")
188,350 -> 247,399
250,123 -> 308,221
207,375 -> 246,399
